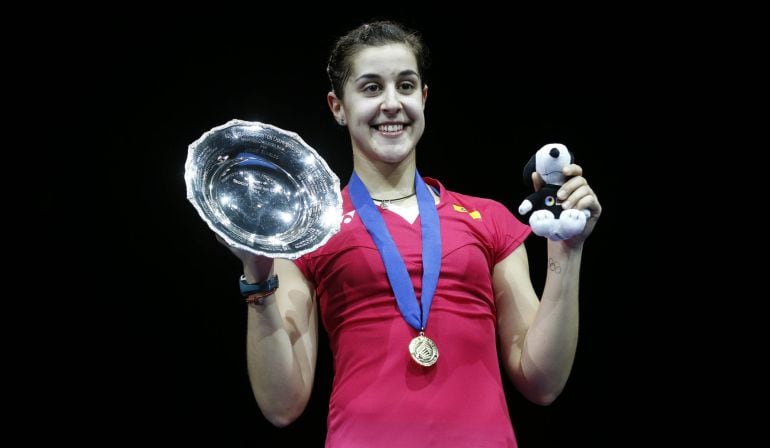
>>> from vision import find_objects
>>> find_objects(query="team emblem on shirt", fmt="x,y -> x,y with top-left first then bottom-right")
452,204 -> 481,220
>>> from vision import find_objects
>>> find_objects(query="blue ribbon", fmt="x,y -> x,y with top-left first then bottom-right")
348,171 -> 441,332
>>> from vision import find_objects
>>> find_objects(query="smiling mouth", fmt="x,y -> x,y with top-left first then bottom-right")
372,123 -> 406,135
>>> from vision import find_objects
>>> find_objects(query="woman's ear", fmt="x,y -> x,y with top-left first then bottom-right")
327,91 -> 346,125
422,84 -> 429,109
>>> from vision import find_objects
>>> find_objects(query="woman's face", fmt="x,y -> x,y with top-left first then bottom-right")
334,43 -> 428,165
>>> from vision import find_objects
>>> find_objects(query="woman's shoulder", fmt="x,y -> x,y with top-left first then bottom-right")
429,178 -> 510,214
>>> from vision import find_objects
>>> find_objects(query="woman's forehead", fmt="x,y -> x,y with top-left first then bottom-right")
349,44 -> 418,78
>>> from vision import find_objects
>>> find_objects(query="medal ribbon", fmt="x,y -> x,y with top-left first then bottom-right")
348,171 -> 441,332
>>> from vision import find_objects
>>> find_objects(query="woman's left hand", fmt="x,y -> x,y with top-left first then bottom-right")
533,163 -> 602,245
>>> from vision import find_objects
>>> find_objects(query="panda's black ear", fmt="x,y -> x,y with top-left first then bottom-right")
522,153 -> 536,187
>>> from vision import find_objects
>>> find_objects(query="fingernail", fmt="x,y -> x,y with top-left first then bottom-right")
562,201 -> 571,209
557,190 -> 567,199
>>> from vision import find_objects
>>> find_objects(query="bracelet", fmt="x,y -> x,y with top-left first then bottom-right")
240,275 -> 279,306
239,275 -> 279,296
244,289 -> 277,305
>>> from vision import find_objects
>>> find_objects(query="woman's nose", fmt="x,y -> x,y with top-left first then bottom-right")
380,87 -> 403,114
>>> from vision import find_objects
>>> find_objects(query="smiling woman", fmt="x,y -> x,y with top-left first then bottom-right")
204,20 -> 602,448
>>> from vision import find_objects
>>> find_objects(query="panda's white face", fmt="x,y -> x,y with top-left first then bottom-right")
535,143 -> 571,185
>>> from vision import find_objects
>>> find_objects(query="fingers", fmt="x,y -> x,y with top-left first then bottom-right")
215,233 -> 276,271
560,182 -> 596,211
562,163 -> 582,177
559,183 -> 590,209
558,164 -> 601,217
570,193 -> 602,218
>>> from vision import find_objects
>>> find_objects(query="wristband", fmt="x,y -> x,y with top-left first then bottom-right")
239,275 -> 279,296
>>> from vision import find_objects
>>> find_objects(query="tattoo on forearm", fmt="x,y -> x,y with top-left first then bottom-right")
548,258 -> 562,274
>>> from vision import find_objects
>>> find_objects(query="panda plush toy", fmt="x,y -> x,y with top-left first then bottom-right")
518,143 -> 590,241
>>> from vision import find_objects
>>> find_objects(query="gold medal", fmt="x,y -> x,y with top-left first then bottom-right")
409,332 -> 439,366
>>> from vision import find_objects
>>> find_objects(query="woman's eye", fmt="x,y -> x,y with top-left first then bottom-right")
363,84 -> 381,93
399,82 -> 415,91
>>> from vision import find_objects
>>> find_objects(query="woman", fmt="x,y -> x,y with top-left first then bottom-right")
223,21 -> 601,447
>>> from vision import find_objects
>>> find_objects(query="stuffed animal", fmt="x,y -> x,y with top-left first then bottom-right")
518,143 -> 590,241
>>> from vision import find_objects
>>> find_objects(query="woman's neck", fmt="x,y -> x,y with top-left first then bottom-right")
352,153 -> 417,199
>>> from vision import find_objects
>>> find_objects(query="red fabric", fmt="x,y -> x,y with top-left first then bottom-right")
295,178 -> 531,447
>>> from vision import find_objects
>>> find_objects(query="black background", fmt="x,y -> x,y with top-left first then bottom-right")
120,6 -> 694,447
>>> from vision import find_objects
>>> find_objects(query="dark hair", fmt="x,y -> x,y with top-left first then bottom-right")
326,21 -> 429,99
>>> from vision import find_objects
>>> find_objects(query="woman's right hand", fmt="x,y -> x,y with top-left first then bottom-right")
216,234 -> 275,281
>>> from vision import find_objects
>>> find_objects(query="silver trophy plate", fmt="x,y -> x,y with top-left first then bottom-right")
185,119 -> 342,259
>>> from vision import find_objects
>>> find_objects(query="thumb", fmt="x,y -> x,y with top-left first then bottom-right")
531,172 -> 544,192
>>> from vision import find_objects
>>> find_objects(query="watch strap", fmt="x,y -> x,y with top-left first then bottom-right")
239,275 -> 279,296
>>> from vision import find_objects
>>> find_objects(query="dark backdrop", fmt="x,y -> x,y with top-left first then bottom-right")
126,7 -> 675,447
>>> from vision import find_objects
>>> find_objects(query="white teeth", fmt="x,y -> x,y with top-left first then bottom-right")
378,124 -> 404,132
